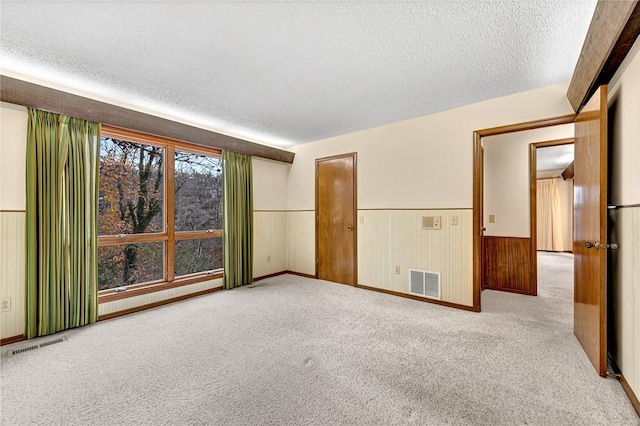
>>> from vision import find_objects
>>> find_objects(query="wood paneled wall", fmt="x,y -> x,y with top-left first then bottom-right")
482,236 -> 532,294
98,278 -> 222,317
286,211 -> 316,276
358,209 -> 473,307
610,206 -> 640,406
253,210 -> 316,279
0,212 -> 26,339
253,211 -> 288,278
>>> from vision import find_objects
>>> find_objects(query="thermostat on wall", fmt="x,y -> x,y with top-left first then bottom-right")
422,216 -> 441,230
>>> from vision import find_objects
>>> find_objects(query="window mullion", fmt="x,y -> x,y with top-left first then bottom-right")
175,230 -> 223,240
166,145 -> 176,282
98,127 -> 222,295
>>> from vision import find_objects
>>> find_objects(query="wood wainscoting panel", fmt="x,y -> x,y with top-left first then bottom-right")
286,211 -> 316,276
482,236 -> 532,294
98,278 -> 222,317
610,206 -> 640,404
253,211 -> 288,278
0,211 -> 26,340
357,209 -> 473,307
253,212 -> 272,279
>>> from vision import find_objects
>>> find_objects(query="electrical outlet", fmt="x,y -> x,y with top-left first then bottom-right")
394,266 -> 400,275
1,298 -> 10,312
359,215 -> 364,224
451,215 -> 458,226
489,214 -> 496,224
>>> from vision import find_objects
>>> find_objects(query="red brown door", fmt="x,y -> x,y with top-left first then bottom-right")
316,153 -> 357,285
574,85 -> 608,377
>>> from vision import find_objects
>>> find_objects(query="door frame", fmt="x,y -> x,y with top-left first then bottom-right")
472,114 -> 576,312
315,152 -> 358,285
529,138 -> 575,265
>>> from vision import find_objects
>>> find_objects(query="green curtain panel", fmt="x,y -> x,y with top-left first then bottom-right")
25,108 -> 100,338
222,151 -> 253,289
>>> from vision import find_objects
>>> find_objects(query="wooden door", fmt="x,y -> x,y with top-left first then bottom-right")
316,153 -> 357,285
574,85 -> 608,377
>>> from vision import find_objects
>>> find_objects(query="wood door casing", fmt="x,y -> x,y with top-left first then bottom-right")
472,114 -> 577,312
316,153 -> 357,286
479,146 -> 484,292
574,85 -> 608,377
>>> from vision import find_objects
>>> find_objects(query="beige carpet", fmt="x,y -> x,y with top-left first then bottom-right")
1,252 -> 638,425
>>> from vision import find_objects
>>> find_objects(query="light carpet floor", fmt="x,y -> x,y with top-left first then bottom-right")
1,252 -> 638,425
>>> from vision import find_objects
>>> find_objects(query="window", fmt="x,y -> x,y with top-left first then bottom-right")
98,126 -> 223,298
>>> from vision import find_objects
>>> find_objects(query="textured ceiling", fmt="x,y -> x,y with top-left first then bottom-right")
0,1 -> 596,148
537,144 -> 575,172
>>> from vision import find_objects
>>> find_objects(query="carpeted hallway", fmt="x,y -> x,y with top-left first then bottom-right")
1,252 -> 638,425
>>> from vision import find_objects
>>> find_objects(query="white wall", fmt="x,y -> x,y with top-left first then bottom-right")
252,157 -> 290,278
0,102 -> 28,340
287,83 -> 575,306
0,81 -> 590,332
608,36 -> 640,403
251,157 -> 315,278
0,102 -> 27,209
287,83 -> 574,211
482,124 -> 573,238
252,157 -> 289,211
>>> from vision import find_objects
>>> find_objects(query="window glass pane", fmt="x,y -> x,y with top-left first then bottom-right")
99,138 -> 164,235
175,238 -> 223,276
98,242 -> 164,290
174,151 -> 222,232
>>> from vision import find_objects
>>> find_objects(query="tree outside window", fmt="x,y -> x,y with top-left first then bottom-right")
97,127 -> 223,292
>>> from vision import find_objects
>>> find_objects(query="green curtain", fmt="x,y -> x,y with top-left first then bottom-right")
222,151 -> 253,289
25,108 -> 100,338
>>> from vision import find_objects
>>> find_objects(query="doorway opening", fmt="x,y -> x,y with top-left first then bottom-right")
531,140 -> 575,302
472,114 -> 576,311
531,140 -> 574,255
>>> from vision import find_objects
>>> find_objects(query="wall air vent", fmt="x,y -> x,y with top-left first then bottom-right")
409,269 -> 441,300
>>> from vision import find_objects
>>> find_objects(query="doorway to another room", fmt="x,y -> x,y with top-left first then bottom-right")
478,120 -> 574,299
531,140 -> 575,303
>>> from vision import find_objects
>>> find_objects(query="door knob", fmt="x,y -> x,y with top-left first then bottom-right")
584,241 -> 599,249
347,225 -> 353,231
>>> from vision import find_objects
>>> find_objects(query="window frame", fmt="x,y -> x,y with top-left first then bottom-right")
98,125 -> 223,303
